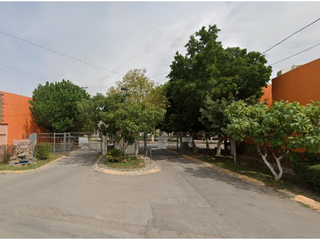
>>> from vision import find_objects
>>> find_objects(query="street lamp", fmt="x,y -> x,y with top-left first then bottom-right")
121,87 -> 127,97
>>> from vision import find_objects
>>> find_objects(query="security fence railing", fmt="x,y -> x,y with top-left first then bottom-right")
33,132 -> 102,155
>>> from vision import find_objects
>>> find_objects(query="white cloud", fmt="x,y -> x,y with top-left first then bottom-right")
0,2 -> 319,96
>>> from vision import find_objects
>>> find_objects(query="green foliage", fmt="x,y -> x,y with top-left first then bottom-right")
30,80 -> 90,132
225,100 -> 320,181
200,97 -> 233,136
76,93 -> 106,132
35,142 -> 52,160
291,154 -> 320,191
100,69 -> 167,154
0,145 -> 16,163
164,24 -> 272,133
105,149 -> 124,163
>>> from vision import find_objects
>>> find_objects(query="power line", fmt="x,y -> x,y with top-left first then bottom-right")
0,67 -> 44,81
150,71 -> 169,78
0,64 -> 49,81
263,17 -> 320,54
0,30 -> 124,76
270,41 -> 320,66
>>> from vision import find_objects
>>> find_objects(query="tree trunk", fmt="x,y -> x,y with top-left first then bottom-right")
230,139 -> 237,164
257,146 -> 283,181
206,137 -> 210,149
216,136 -> 223,156
192,133 -> 197,154
122,132 -> 126,155
134,137 -> 138,157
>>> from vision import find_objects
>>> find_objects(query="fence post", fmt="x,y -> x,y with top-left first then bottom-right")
53,133 -> 56,153
63,132 -> 66,155
144,131 -> 147,155
176,133 -> 179,151
100,132 -> 103,155
180,133 -> 183,155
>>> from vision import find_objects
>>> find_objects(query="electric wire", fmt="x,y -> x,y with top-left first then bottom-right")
150,71 -> 169,78
0,30 -> 124,76
0,68 -> 44,81
0,64 -> 49,81
263,17 -> 320,54
270,41 -> 320,66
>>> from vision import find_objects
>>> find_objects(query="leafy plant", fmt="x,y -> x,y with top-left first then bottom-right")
291,156 -> 320,192
0,145 -> 16,163
105,149 -> 124,163
35,143 -> 52,160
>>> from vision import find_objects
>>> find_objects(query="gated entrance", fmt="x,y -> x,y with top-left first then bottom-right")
34,132 -> 107,155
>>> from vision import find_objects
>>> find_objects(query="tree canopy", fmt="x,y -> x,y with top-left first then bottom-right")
100,69 -> 167,155
163,24 -> 272,133
225,100 -> 320,181
29,80 -> 90,132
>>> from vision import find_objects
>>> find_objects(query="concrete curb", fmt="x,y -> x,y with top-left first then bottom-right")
92,155 -> 161,176
294,195 -> 320,212
167,150 -> 320,213
0,155 -> 65,174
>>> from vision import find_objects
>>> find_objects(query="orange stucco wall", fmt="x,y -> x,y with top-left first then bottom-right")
272,58 -> 320,105
0,91 -> 45,145
260,84 -> 272,107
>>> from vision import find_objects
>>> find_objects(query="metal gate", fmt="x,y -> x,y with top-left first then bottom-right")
35,132 -> 103,155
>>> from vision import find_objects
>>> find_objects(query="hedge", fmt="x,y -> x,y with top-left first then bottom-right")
35,142 -> 52,160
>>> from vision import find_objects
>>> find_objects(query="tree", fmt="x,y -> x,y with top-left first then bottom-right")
200,97 -> 233,155
100,69 -> 167,155
76,93 -> 106,132
164,24 -> 272,153
29,80 -> 90,132
225,100 -> 309,181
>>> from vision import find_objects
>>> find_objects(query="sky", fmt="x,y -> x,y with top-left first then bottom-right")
0,1 -> 320,97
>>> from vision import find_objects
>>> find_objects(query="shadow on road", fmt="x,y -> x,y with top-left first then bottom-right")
57,150 -> 99,166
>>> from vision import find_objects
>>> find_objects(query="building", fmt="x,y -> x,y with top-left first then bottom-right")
272,58 -> 320,105
0,91 -> 44,145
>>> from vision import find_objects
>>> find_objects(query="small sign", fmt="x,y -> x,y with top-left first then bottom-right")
182,137 -> 192,143
29,133 -> 37,145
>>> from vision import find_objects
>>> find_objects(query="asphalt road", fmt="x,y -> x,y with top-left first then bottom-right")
1,149 -> 320,238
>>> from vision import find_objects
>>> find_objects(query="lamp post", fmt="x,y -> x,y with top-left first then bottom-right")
121,87 -> 127,155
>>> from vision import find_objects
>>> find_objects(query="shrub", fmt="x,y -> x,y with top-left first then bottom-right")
0,145 -> 16,163
291,154 -> 320,191
35,143 -> 52,160
105,149 -> 124,163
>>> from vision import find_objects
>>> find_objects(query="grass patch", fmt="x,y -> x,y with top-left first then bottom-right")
195,154 -> 320,202
0,153 -> 63,171
105,156 -> 145,170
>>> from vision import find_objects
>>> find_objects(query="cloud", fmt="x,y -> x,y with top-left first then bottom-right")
0,2 -> 320,96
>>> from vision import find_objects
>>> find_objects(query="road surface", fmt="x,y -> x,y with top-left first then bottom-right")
0,149 -> 320,238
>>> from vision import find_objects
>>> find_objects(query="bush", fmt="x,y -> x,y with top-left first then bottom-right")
35,143 -> 52,160
105,149 -> 124,163
0,145 -> 16,163
291,154 -> 320,191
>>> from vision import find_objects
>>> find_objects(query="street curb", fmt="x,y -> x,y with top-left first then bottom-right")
294,195 -> 320,212
0,155 -> 65,174
167,150 -> 265,187
167,150 -> 320,213
92,155 -> 161,176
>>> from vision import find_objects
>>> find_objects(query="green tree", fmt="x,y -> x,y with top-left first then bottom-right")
225,100 -> 309,181
164,24 -> 272,152
29,80 -> 90,132
76,93 -> 106,132
100,69 -> 167,155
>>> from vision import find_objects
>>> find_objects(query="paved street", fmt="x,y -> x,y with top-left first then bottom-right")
1,149 -> 320,238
